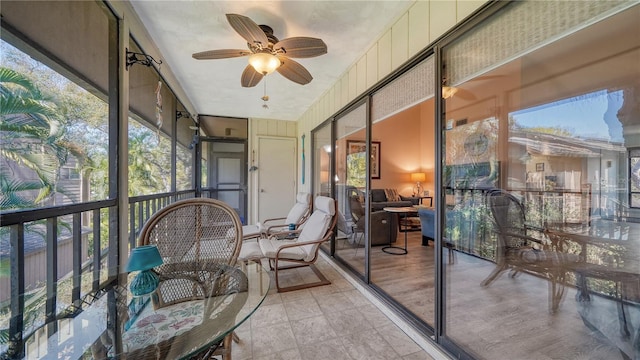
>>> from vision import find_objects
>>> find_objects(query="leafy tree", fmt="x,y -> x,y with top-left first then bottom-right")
0,67 -> 83,209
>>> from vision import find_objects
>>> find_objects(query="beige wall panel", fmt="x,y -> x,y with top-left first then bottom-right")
348,67 -> 358,101
257,118 -> 295,137
366,44 -> 379,89
256,118 -> 269,135
334,83 -> 342,113
357,57 -> 367,96
277,120 -> 287,136
392,13 -> 409,70
409,1 -> 430,57
341,76 -> 350,108
430,1 -> 457,42
378,29 -> 393,80
328,87 -> 336,116
267,119 -> 279,135
457,0 -> 486,21
323,94 -> 330,121
319,95 -> 326,121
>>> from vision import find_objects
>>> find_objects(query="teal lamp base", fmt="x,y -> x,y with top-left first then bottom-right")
130,270 -> 159,297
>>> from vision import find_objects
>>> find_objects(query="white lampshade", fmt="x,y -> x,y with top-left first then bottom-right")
249,53 -> 281,75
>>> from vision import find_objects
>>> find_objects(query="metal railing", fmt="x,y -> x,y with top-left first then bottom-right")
0,189 -> 199,358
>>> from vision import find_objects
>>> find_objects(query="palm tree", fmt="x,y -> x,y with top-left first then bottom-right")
0,67 -> 82,209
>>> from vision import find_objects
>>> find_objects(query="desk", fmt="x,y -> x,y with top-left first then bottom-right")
382,207 -> 417,255
21,262 -> 270,360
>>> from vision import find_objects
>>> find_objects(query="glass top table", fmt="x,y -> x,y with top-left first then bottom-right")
21,261 -> 270,360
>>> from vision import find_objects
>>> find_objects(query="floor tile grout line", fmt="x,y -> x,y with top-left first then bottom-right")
318,251 -> 453,360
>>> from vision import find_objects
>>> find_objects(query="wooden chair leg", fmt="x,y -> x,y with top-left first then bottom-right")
480,263 -> 507,287
273,260 -> 331,293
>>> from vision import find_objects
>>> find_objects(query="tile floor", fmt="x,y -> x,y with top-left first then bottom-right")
231,256 -> 438,360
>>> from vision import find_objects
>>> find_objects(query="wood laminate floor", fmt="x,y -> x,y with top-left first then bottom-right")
333,230 -> 639,360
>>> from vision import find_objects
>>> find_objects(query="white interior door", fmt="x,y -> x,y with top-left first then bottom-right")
257,137 -> 296,222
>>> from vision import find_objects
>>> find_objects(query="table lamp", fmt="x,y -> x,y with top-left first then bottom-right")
126,245 -> 163,296
411,172 -> 426,196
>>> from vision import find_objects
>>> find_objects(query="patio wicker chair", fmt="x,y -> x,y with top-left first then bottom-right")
482,189 -> 576,313
138,197 -> 243,359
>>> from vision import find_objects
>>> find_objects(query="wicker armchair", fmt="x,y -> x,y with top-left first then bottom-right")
138,197 -> 243,359
482,189 -> 576,313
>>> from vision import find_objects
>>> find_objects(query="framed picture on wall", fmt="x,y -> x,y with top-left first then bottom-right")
347,140 -> 381,179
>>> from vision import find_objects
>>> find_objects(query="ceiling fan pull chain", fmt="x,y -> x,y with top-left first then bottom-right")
262,77 -> 269,109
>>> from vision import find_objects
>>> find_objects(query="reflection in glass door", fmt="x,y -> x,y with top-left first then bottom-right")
441,2 -> 639,359
314,124 -> 333,254
366,57 -> 437,329
333,102 -> 367,278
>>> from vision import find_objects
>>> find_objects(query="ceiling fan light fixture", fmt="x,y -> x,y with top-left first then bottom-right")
442,86 -> 459,99
249,52 -> 280,75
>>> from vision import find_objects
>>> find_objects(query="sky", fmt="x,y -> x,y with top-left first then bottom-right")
510,89 -> 624,142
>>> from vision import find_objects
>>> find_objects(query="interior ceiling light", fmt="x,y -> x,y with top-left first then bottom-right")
442,86 -> 459,99
249,52 -> 281,75
193,14 -> 327,88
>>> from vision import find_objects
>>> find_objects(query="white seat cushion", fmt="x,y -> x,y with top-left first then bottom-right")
238,241 -> 264,261
242,224 -> 263,238
258,237 -> 308,260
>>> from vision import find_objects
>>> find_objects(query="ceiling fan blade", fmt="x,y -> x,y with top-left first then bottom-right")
241,65 -> 264,87
192,49 -> 252,60
274,37 -> 327,58
226,14 -> 269,48
276,56 -> 313,85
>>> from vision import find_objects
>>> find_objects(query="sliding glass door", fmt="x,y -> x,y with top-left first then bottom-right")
441,2 -> 639,359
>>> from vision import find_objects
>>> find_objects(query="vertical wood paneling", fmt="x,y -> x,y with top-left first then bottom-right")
276,120 -> 287,136
357,56 -> 367,95
457,0 -> 485,21
252,118 -> 296,137
366,44 -> 379,89
257,120 -> 269,135
321,94 -> 328,121
287,121 -> 297,137
378,29 -> 392,79
341,76 -> 349,108
430,1 -> 457,42
409,1 -> 430,57
334,82 -> 341,113
296,0 -> 489,141
348,66 -> 357,100
392,13 -> 409,70
328,87 -> 335,116
267,119 -> 278,134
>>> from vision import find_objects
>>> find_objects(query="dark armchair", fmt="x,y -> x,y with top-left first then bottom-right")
349,194 -> 398,247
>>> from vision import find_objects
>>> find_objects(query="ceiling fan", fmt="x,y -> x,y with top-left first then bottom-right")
193,14 -> 327,88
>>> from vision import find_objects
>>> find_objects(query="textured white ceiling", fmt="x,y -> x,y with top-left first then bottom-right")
130,1 -> 413,121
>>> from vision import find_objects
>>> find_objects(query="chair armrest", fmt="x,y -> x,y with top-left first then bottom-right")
499,231 -> 548,247
269,229 -> 302,238
266,223 -> 290,234
525,224 -> 546,233
262,217 -> 287,226
273,231 -> 333,259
